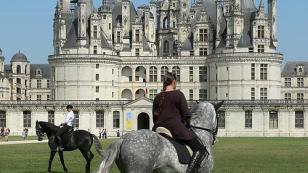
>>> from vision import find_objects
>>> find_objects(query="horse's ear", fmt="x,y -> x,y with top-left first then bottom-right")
214,101 -> 224,111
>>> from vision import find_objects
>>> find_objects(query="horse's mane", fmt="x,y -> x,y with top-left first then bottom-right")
39,121 -> 60,133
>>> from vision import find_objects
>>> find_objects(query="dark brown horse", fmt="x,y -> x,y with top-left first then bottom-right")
35,121 -> 103,173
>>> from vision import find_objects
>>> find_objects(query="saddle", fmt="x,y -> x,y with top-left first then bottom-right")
156,127 -> 193,164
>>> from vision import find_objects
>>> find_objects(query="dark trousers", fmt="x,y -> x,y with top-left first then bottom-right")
182,137 -> 204,152
56,125 -> 71,137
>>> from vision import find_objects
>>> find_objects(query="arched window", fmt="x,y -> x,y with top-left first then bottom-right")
163,40 -> 169,54
161,66 -> 169,81
17,65 -> 21,74
172,66 -> 180,82
163,17 -> 168,29
113,111 -> 120,129
149,66 -> 157,82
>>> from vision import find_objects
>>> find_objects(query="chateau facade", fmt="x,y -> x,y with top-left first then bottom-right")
0,0 -> 308,137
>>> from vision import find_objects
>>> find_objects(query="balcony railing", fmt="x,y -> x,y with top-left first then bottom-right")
0,99 -> 306,107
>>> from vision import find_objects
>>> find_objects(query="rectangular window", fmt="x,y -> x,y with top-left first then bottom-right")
93,45 -> 98,54
260,88 -> 268,100
257,25 -> 265,39
260,64 -> 268,80
47,95 -> 50,101
17,78 -> 21,84
217,111 -> 225,129
117,31 -> 121,43
47,80 -> 50,89
23,111 -> 31,128
284,93 -> 291,101
295,111 -> 304,128
251,88 -> 255,100
135,29 -> 140,42
96,74 -> 99,81
37,80 -> 41,89
199,89 -> 207,100
199,66 -> 207,82
199,48 -> 208,56
149,89 -> 158,99
0,111 -> 6,127
189,67 -> 193,82
96,86 -> 99,93
17,88 -> 21,94
37,95 -> 41,101
199,28 -> 208,42
135,48 -> 140,57
48,111 -> 55,124
189,89 -> 193,100
245,111 -> 252,128
297,78 -> 304,87
109,23 -> 111,30
251,63 -> 255,80
73,111 -> 79,128
297,93 -> 304,101
269,111 -> 278,129
96,64 -> 99,69
113,111 -> 120,129
96,111 -> 104,128
258,45 -> 265,53
284,78 -> 291,87
93,25 -> 98,39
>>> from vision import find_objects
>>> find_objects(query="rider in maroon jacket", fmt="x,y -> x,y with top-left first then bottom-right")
152,72 -> 208,173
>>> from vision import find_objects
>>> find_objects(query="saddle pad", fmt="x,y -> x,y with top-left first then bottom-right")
160,133 -> 191,164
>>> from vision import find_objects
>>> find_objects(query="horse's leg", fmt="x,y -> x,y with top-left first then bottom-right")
58,151 -> 68,173
47,151 -> 56,173
80,149 -> 94,173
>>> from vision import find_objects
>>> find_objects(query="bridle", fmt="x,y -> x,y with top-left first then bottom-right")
190,113 -> 219,145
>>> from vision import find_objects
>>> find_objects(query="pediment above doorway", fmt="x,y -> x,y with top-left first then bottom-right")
124,97 -> 153,108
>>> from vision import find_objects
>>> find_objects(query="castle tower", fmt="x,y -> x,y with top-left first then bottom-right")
268,0 -> 278,48
53,2 -> 67,54
0,49 -> 4,75
77,0 -> 87,46
224,0 -> 244,48
122,0 -> 131,37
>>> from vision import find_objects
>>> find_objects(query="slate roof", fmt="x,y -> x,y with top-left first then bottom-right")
30,64 -> 51,79
282,62 -> 308,77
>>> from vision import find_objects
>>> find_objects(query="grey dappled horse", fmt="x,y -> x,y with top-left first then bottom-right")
96,102 -> 219,173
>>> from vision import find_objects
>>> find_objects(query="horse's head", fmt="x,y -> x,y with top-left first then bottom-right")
191,102 -> 217,130
35,120 -> 44,141
190,101 -> 224,144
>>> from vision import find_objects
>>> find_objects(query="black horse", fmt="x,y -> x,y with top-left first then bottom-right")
35,121 -> 103,173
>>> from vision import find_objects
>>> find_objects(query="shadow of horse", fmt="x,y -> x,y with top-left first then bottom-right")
35,121 -> 104,173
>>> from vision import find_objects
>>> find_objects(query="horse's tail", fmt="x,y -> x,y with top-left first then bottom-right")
91,134 -> 104,157
96,139 -> 123,173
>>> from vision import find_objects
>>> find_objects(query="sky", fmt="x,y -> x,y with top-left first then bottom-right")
0,0 -> 307,64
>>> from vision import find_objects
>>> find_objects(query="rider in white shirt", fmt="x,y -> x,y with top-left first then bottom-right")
56,104 -> 75,151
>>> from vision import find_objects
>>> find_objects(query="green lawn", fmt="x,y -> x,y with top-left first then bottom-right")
1,138 -> 308,173
0,136 -> 37,141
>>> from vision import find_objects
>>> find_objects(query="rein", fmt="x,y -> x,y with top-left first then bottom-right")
190,113 -> 220,145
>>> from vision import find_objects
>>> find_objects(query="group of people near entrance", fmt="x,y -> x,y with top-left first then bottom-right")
54,72 -> 206,172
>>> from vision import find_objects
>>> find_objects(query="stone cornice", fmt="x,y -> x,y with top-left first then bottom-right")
48,54 -> 207,66
207,52 -> 284,63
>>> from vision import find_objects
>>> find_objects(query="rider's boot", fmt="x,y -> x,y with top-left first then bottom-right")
186,148 -> 209,173
56,136 -> 64,151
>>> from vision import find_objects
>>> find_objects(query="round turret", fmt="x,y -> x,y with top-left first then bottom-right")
11,52 -> 28,62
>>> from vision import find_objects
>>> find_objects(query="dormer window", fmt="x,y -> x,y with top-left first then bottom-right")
36,69 -> 42,76
296,65 -> 304,75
